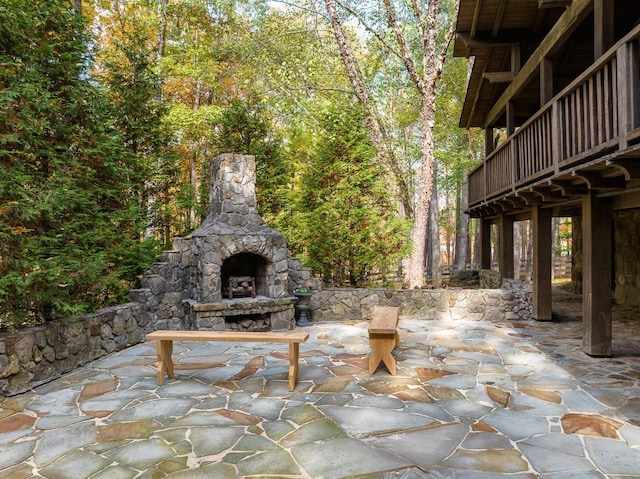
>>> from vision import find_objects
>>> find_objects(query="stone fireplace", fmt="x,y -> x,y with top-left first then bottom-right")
132,154 -> 320,332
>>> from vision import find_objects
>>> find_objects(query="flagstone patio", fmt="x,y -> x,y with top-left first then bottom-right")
1,292 -> 639,478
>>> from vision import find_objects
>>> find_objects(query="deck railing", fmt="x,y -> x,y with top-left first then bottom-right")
468,24 -> 640,207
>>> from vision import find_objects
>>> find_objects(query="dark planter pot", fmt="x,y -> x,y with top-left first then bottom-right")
293,292 -> 313,326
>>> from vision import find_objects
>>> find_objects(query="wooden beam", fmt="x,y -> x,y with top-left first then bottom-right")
532,205 -> 552,321
505,196 -> 527,208
469,48 -> 497,129
538,190 -> 566,202
483,71 -> 515,83
572,171 -> 626,189
538,0 -> 571,8
606,159 -> 640,181
456,33 -> 516,56
517,191 -> 543,205
471,0 -> 483,40
485,0 -> 594,128
548,179 -> 588,196
492,0 -> 508,39
496,199 -> 515,212
582,192 -> 612,357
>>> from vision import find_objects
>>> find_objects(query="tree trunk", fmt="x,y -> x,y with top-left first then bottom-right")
323,0 -> 413,217
552,217 -> 560,281
429,169 -> 442,288
572,215 -> 583,294
514,221 -> 522,280
157,0 -> 168,63
525,221 -> 533,282
454,177 -> 470,272
324,0 -> 455,288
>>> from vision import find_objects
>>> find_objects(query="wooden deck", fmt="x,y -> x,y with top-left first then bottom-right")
467,23 -> 640,216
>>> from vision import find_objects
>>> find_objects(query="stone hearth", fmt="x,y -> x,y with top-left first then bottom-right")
187,297 -> 296,331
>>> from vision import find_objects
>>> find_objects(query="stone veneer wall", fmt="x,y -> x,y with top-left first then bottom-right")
0,303 -> 152,398
614,209 -> 640,307
1,281 -> 532,399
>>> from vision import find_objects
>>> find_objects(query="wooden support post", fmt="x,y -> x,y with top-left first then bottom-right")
499,214 -> 514,280
480,218 -> 492,270
582,192 -> 612,357
630,40 -> 640,131
617,42 -> 630,150
506,100 -> 516,136
532,205 -> 553,320
511,43 -> 521,75
485,127 -> 495,156
594,0 -> 614,60
540,57 -> 553,106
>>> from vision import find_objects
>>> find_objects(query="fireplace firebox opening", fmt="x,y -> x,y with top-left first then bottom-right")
221,253 -> 270,298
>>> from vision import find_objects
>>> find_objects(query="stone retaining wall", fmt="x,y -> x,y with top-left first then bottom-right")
0,283 -> 532,399
307,283 -> 532,323
0,303 -> 152,398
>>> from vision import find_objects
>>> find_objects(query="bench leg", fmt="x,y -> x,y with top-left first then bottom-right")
155,339 -> 174,385
289,342 -> 300,391
368,333 -> 397,375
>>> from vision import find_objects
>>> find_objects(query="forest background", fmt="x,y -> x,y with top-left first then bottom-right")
0,0 -> 568,330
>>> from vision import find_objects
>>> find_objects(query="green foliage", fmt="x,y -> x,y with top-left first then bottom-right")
294,103 -> 411,287
0,0 -> 157,329
94,4 -> 180,245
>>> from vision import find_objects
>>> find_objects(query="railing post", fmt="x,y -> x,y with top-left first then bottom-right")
629,39 -> 640,132
506,101 -> 517,189
482,162 -> 487,202
617,42 -> 630,150
551,99 -> 561,174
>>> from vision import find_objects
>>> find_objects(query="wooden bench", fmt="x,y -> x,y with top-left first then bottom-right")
146,330 -> 309,391
368,306 -> 400,375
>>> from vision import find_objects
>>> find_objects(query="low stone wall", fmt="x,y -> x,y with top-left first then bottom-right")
308,284 -> 532,323
0,303 -> 152,398
1,283 -> 532,399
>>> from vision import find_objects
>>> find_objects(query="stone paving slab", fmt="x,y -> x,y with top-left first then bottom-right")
1,312 -> 640,478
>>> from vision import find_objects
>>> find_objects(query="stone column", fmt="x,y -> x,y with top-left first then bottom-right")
208,153 -> 264,226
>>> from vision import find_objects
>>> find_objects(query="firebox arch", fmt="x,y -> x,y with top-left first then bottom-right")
220,252 -> 272,298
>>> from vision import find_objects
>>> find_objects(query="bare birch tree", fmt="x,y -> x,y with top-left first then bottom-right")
323,0 -> 413,217
323,0 -> 457,287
